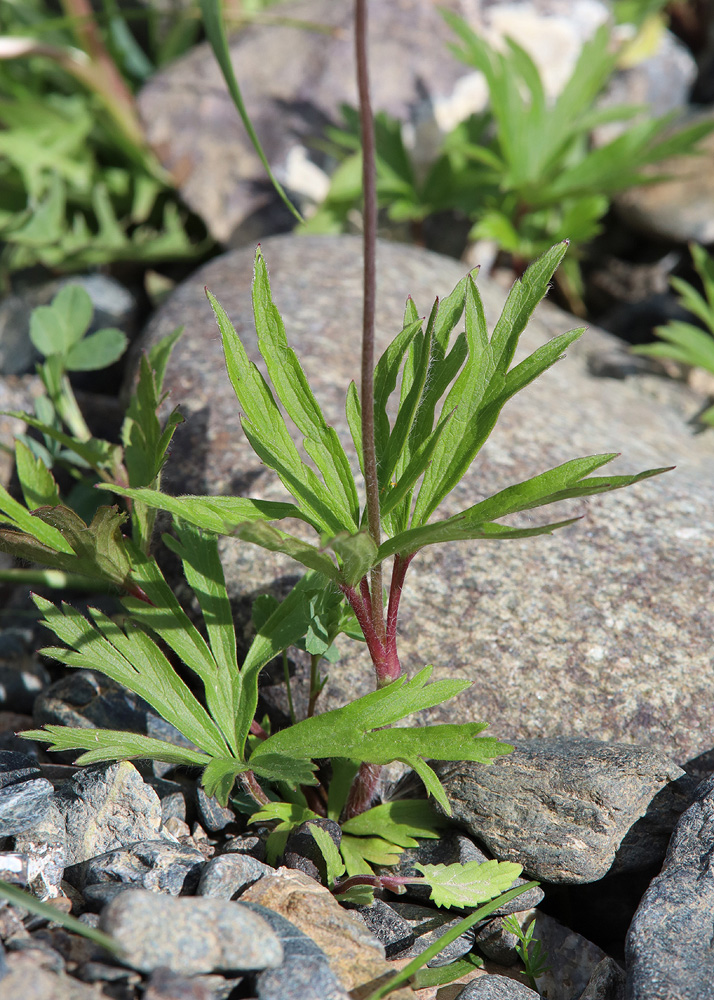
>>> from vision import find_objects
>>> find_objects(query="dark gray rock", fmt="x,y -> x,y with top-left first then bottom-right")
81,883 -> 142,910
65,839 -> 206,896
387,900 -> 477,966
454,976 -> 539,999
136,234 -> 714,764
354,899 -> 415,958
221,834 -> 266,861
429,739 -> 691,883
0,751 -> 53,837
100,889 -> 283,974
0,632 -> 49,713
33,671 -> 197,769
241,900 -> 350,1000
54,761 -> 166,866
283,818 -> 342,883
197,852 -> 272,898
580,957 -> 626,1000
528,911 -> 607,1000
196,786 -> 235,833
473,916 -> 521,966
625,774 -> 714,999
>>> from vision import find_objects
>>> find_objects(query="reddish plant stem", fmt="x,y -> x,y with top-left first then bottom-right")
249,719 -> 268,740
333,873 -> 421,896
341,761 -> 381,822
385,552 -> 414,657
355,0 -> 385,644
359,575 -> 372,613
240,769 -> 269,806
340,583 -> 386,672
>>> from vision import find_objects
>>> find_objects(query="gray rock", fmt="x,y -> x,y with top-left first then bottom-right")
0,852 -> 28,885
0,953 -> 104,999
135,234 -> 714,765
100,889 -> 283,975
354,899 -> 415,958
580,957 -> 626,1000
241,900 -> 350,1000
0,751 -> 53,837
283,818 -> 342,883
54,761 -> 165,865
196,785 -> 235,833
529,911 -> 607,1000
428,739 -> 692,883
13,801 -> 67,899
33,671 -> 198,769
136,0 -> 475,244
143,967 -> 236,1000
473,916 -> 521,966
625,774 -> 714,999
197,852 -> 272,898
0,632 -> 50,713
387,900 -> 477,966
454,975 -> 539,999
65,839 -> 206,896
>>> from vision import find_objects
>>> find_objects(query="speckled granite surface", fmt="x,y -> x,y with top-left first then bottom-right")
135,234 -> 714,766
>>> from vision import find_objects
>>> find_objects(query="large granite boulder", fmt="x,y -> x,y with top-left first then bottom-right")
135,233 -> 714,766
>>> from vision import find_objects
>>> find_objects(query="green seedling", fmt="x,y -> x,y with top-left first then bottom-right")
633,243 -> 714,426
503,913 -> 552,992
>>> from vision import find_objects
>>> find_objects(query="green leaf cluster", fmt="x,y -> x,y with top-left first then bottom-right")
633,243 -> 714,426
305,18 -> 713,303
0,1 -> 209,278
122,244 -> 665,586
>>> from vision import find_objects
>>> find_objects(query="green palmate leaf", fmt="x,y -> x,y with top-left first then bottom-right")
342,834 -> 403,866
378,515 -> 579,562
252,249 -> 359,528
29,284 -> 93,358
64,328 -> 128,372
339,835 -> 376,878
22,724 -> 211,768
33,593 -> 230,759
0,880 -> 121,956
248,801 -> 320,864
309,824 -> 346,886
373,317 -> 424,461
416,859 -> 523,909
250,667 -> 511,810
14,439 -> 60,510
102,487 -> 309,535
341,799 -> 448,847
207,288 -> 348,534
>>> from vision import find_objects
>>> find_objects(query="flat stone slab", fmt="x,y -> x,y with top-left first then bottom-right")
136,233 -> 714,766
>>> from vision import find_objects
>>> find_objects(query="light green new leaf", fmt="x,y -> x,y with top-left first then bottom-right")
207,289 -> 349,534
252,250 -> 359,527
29,284 -> 92,358
33,594 -> 230,759
416,859 -> 523,909
342,835 -> 403,867
15,439 -> 60,510
64,328 -> 128,372
101,486 -> 310,534
22,724 -> 212,768
310,824 -> 346,886
341,799 -> 448,847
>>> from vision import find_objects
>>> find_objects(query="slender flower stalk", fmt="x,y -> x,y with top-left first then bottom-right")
355,0 -> 386,645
